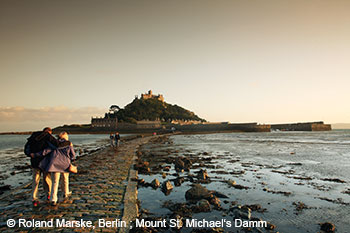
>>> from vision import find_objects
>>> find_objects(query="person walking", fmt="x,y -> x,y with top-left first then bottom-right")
109,133 -> 115,147
36,131 -> 76,206
25,127 -> 59,207
114,132 -> 120,147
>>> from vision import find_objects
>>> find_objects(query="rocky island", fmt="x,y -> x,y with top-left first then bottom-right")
53,90 -> 331,134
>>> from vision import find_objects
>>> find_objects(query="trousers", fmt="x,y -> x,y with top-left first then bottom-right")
50,172 -> 70,203
32,168 -> 51,201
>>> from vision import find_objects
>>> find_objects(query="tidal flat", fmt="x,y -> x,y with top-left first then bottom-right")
134,132 -> 350,233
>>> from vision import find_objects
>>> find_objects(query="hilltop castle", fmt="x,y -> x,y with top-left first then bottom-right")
91,90 -> 164,128
140,90 -> 164,102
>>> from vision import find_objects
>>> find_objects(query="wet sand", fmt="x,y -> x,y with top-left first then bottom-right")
134,134 -> 349,233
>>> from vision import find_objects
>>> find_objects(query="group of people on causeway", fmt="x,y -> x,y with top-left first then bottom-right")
24,127 -> 76,207
109,132 -> 120,148
24,128 -> 122,207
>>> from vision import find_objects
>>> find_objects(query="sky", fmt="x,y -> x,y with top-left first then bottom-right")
1,0 -> 350,132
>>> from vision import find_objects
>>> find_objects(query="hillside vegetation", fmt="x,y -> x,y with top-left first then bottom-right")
106,98 -> 205,123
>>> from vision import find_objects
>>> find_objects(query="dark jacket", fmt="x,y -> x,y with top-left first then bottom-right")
37,139 -> 76,173
25,131 -> 59,168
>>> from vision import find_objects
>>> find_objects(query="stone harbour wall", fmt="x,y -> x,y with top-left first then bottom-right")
271,122 -> 332,131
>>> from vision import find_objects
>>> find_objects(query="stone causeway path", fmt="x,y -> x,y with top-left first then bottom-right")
0,136 -> 152,232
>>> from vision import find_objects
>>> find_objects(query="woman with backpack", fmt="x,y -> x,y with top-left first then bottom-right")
25,127 -> 59,207
33,131 -> 76,206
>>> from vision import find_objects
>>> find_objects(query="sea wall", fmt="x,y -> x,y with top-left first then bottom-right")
311,123 -> 332,131
62,122 -> 271,134
173,122 -> 270,133
51,121 -> 331,134
271,122 -> 331,131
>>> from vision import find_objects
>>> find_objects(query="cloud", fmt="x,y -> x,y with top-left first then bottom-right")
0,106 -> 106,132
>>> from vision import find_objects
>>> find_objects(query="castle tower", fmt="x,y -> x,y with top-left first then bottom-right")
140,90 -> 164,102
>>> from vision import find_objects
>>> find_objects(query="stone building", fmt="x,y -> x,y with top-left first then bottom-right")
91,117 -> 118,128
140,90 -> 164,102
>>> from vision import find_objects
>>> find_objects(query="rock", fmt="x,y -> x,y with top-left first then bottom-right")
152,165 -> 163,172
230,170 -> 245,175
162,173 -> 167,179
161,180 -> 173,194
211,191 -> 229,198
320,222 -> 335,232
214,170 -> 229,174
230,184 -> 249,190
138,179 -> 146,186
140,208 -> 152,217
173,177 -> 185,186
264,222 -> 276,230
187,174 -> 195,182
135,161 -> 151,174
321,178 -> 346,183
209,196 -> 221,209
287,162 -> 302,166
292,201 -> 309,212
342,189 -> 350,195
197,199 -> 211,212
175,158 -> 185,171
165,203 -> 193,218
202,157 -> 212,162
231,206 -> 251,219
197,169 -> 209,180
242,204 -> 266,213
226,180 -> 236,186
150,179 -> 160,189
182,157 -> 192,171
185,184 -> 212,201
263,188 -> 290,196
0,185 -> 11,191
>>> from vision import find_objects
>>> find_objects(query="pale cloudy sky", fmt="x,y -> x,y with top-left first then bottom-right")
1,0 -> 350,132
